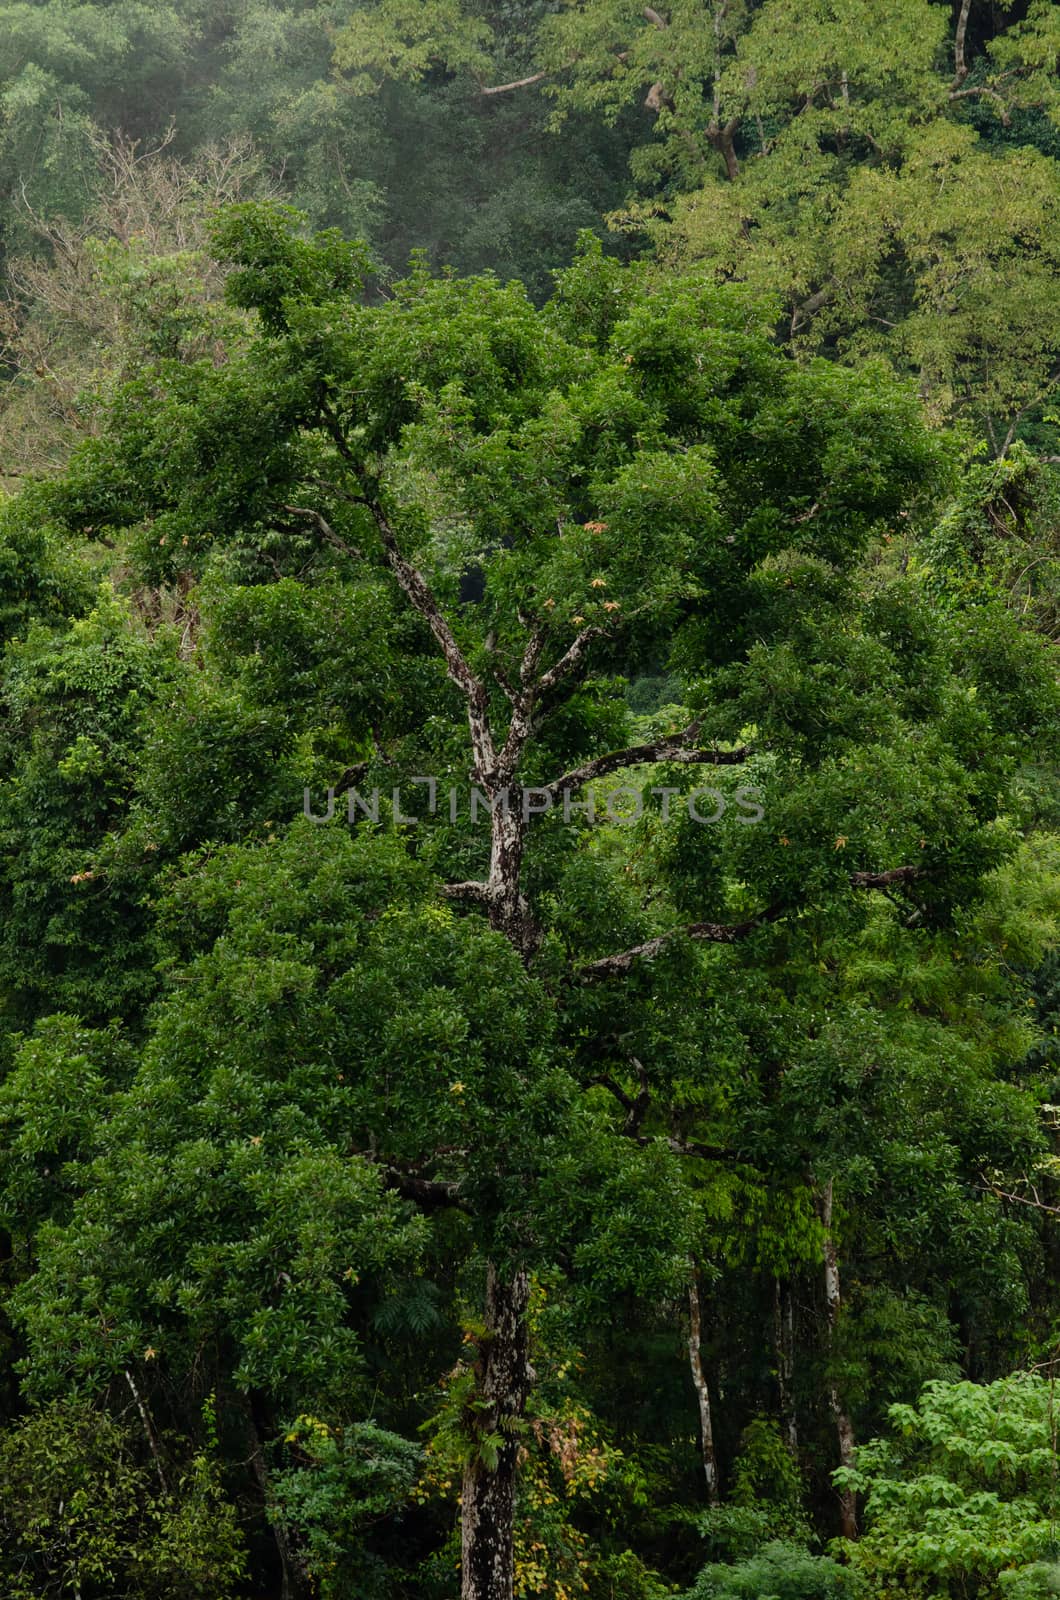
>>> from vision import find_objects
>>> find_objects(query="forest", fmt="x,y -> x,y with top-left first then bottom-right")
0,2 -> 1059,1597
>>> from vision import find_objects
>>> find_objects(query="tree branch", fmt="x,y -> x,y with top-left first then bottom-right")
441,880 -> 491,904
384,1169 -> 464,1210
975,1173 -> 1060,1217
363,501 -> 475,698
518,621 -> 547,689
579,866 -> 929,980
847,865 -> 927,888
282,504 -> 363,562
707,117 -> 741,181
587,1056 -> 652,1135
536,624 -> 610,700
790,282 -> 834,337
580,902 -> 788,981
124,1368 -> 170,1497
948,85 -> 1011,125
668,1135 -> 739,1163
480,9 -> 669,100
542,731 -> 752,805
480,69 -> 552,96
357,495 -> 500,779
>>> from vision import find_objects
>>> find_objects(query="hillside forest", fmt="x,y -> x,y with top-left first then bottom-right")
1,3 -> 1060,1599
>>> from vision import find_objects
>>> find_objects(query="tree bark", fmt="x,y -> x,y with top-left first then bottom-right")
687,1267 -> 719,1503
484,795 -> 539,959
817,1181 -> 857,1538
710,121 -> 741,182
461,1266 -> 534,1600
952,0 -> 972,85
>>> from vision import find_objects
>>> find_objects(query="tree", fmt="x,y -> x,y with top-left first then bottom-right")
5,204 -> 1054,1595
0,0 -> 210,242
684,1539 -> 861,1599
0,0 -> 639,312
839,1374 -> 1060,1599
0,132 -> 271,478
339,0 -> 1060,452
0,1398 -> 245,1599
0,587 -> 180,1026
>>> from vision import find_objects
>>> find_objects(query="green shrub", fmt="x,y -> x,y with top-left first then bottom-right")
684,1540 -> 861,1600
841,1374 -> 1060,1599
1001,1564 -> 1060,1600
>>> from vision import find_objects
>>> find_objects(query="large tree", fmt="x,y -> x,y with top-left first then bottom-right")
1,206 -> 1052,1596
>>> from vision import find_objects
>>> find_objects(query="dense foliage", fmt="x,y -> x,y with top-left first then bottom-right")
0,4 -> 1057,1599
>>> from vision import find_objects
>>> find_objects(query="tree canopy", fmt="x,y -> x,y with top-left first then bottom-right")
0,7 -> 1058,1599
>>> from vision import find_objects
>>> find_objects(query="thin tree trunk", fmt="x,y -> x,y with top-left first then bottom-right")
773,1276 -> 798,1455
687,1267 -> 719,1503
817,1181 -> 857,1538
707,1 -> 740,180
953,0 -> 972,84
245,1401 -> 310,1600
461,1266 -> 534,1600
124,1366 -> 169,1496
708,122 -> 741,181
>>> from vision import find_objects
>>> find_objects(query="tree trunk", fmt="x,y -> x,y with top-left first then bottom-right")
461,1266 -> 534,1600
245,1399 -> 311,1600
817,1181 -> 857,1539
773,1276 -> 798,1455
687,1267 -> 719,1503
485,799 -> 540,960
707,122 -> 740,181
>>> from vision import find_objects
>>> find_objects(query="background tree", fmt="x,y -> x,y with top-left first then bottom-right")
335,0 -> 1060,455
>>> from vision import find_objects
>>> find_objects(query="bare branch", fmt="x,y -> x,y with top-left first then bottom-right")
441,881 -> 491,904
790,283 -> 834,337
384,1170 -> 465,1210
588,1073 -> 638,1116
124,1368 -> 170,1497
587,1056 -> 651,1135
480,68 -> 552,96
997,364 -> 1060,456
707,118 -> 741,181
536,624 -> 610,699
359,496 -> 499,776
542,732 -> 752,805
580,902 -> 788,981
948,85 -> 1011,125
283,504 -> 363,562
365,502 -> 477,694
668,1135 -> 738,1163
847,865 -> 927,889
975,1173 -> 1060,1217
290,466 -> 502,781
519,623 -> 547,688
476,621 -> 548,777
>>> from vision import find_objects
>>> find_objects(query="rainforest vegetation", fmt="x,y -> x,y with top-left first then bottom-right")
0,2 -> 1060,1598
